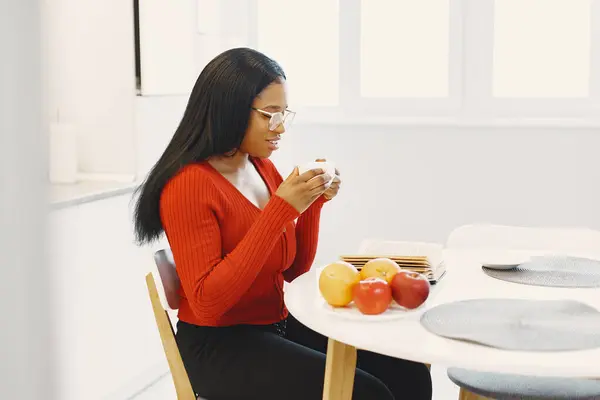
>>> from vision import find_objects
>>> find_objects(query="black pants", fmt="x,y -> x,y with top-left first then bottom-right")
176,315 -> 432,400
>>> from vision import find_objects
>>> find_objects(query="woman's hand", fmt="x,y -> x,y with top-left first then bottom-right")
275,167 -> 332,213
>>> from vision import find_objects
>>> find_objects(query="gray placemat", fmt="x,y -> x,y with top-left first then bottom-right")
420,299 -> 600,351
483,256 -> 600,288
448,367 -> 600,400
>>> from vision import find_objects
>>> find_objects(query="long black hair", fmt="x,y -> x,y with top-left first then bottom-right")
133,47 -> 285,245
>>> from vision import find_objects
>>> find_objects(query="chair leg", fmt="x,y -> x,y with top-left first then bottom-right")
458,387 -> 490,400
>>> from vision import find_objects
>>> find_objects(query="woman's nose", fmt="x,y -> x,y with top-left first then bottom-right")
273,123 -> 285,135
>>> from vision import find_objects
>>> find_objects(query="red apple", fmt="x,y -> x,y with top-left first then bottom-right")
352,278 -> 392,315
390,270 -> 430,309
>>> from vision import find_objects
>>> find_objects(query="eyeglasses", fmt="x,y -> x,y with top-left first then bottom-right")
252,107 -> 296,131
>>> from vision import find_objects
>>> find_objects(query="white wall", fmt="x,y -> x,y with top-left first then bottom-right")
1,1 -> 56,398
136,95 -> 600,268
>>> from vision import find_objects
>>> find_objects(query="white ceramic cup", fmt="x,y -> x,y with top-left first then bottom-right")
298,160 -> 336,187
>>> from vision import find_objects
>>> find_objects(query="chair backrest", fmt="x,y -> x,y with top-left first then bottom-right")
145,272 -> 196,400
154,248 -> 181,310
446,223 -> 600,255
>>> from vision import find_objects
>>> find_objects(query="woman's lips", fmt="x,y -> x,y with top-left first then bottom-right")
266,136 -> 280,150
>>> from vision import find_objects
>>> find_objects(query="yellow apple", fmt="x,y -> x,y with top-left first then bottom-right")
360,258 -> 401,283
319,261 -> 361,307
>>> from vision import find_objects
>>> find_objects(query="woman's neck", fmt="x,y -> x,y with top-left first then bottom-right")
208,152 -> 251,173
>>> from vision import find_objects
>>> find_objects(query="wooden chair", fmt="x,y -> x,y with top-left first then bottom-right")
446,224 -> 600,400
146,248 -> 197,400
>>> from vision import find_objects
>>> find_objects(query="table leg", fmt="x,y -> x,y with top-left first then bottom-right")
458,388 -> 489,400
323,338 -> 357,400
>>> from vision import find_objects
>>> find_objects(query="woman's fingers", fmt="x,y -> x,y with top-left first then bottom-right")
307,173 -> 332,192
297,168 -> 324,183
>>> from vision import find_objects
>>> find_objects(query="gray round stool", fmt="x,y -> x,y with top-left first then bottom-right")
448,367 -> 600,400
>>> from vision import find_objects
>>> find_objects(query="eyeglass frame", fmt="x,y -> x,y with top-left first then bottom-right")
251,107 -> 296,131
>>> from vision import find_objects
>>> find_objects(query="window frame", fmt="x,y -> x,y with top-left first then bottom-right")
247,0 -> 600,125
463,0 -> 600,119
343,0 -> 465,119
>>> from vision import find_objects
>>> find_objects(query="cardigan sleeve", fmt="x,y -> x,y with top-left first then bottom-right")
283,196 -> 326,282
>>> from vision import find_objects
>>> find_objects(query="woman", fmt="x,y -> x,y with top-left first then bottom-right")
133,48 -> 432,400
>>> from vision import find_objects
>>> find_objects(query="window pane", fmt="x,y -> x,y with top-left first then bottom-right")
493,0 -> 591,98
256,0 -> 339,107
360,0 -> 450,98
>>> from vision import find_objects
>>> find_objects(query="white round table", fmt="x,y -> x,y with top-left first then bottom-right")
284,249 -> 600,399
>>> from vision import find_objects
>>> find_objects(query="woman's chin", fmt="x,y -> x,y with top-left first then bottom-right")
247,150 -> 272,159
259,146 -> 277,158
